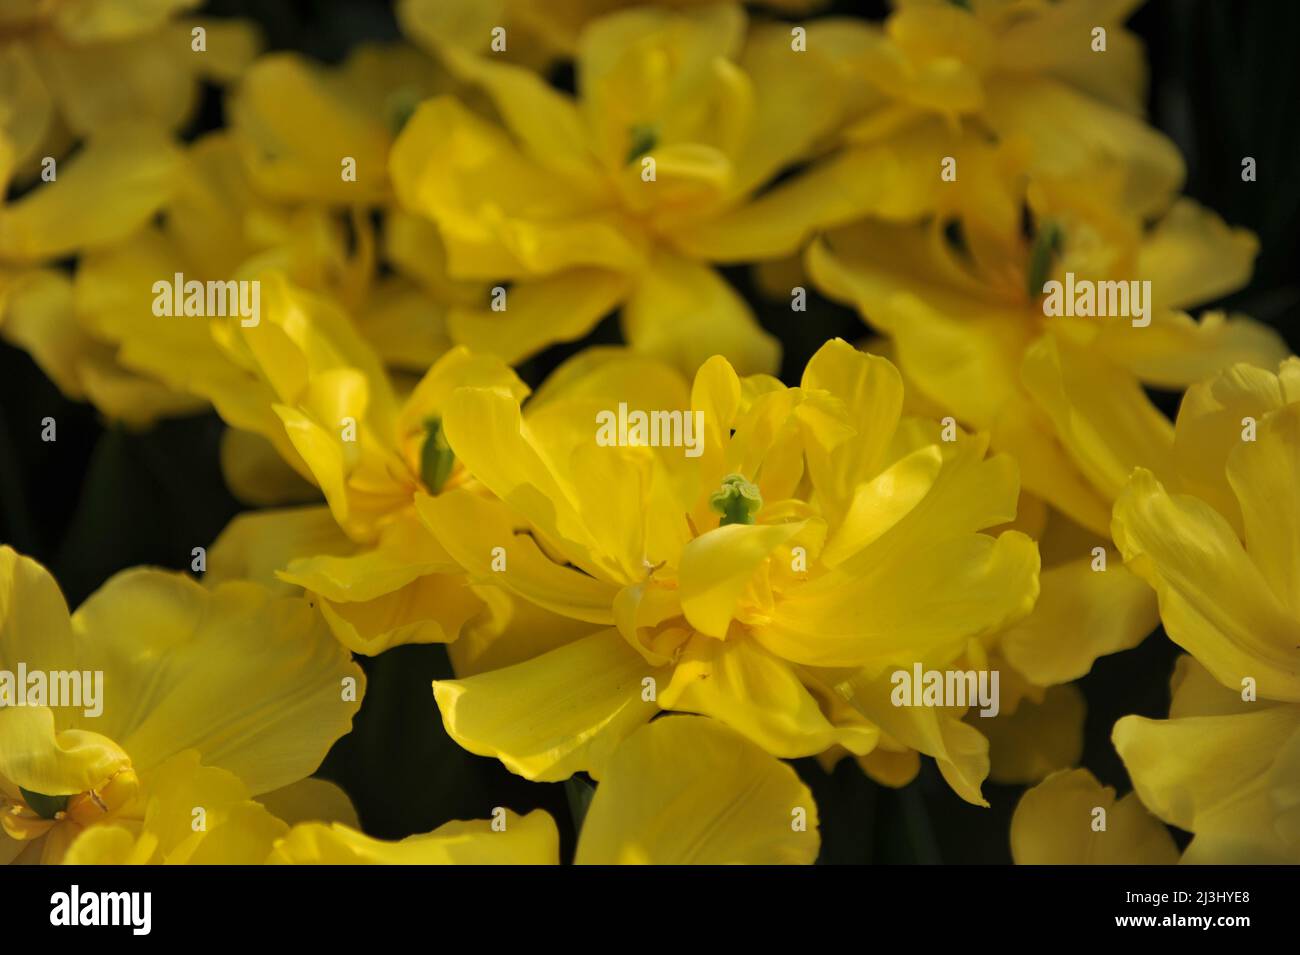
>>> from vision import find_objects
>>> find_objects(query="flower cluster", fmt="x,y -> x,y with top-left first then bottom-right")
1,0 -> 1294,865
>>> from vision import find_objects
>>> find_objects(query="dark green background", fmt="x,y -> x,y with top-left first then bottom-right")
1,0 -> 1296,863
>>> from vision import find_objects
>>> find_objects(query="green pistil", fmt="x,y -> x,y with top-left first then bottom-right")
19,787 -> 69,820
626,123 -> 658,164
386,87 -> 422,135
1026,220 -> 1062,299
710,474 -> 762,526
420,417 -> 456,493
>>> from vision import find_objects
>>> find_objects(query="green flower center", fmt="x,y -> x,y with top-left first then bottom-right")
420,417 -> 456,493
710,474 -> 762,526
386,87 -> 422,135
1026,220 -> 1063,299
626,124 -> 658,164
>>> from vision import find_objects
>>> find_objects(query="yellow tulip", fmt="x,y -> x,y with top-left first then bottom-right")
390,3 -> 883,375
0,546 -> 364,864
1109,359 -> 1300,862
0,0 -> 257,166
420,338 -> 1041,806
807,168 -> 1286,713
398,0 -> 828,66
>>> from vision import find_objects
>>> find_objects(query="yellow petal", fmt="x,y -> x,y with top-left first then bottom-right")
983,683 -> 1085,785
1137,199 -> 1257,314
660,636 -> 877,759
257,777 -> 358,829
985,76 -> 1184,218
758,529 -> 1038,670
220,427 -> 319,507
1021,333 -> 1174,503
994,0 -> 1147,114
433,628 -> 656,782
0,707 -> 131,796
622,252 -> 780,378
1171,359 -> 1297,535
438,386 -> 621,581
447,268 -> 627,365
818,444 -> 942,568
416,488 -> 620,624
1094,309 -> 1288,391
0,42 -> 53,173
577,4 -> 746,169
59,825 -> 138,865
0,267 -> 201,426
806,222 -> 1031,430
844,671 -> 992,806
137,752 -> 287,864
1011,768 -> 1179,864
315,571 -> 484,656
0,123 -> 179,262
800,338 -> 905,519
0,545 -> 77,669
230,47 -> 435,203
679,521 -> 805,638
1000,548 -> 1158,685
184,799 -> 291,864
1114,706 -> 1300,863
1112,468 -> 1300,701
1225,402 -> 1300,617
207,506 -> 353,595
355,278 -> 453,373
32,30 -> 197,135
723,20 -> 845,195
390,96 -> 640,279
448,585 -> 594,679
433,43 -> 593,178
69,570 -> 365,791
857,746 -> 921,790
269,809 -> 558,864
575,715 -> 818,864
279,513 -> 457,604
397,344 -> 529,439
50,0 -> 200,44
673,149 -> 879,262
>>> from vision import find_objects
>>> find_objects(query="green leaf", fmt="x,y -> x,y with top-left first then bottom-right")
19,787 -> 70,820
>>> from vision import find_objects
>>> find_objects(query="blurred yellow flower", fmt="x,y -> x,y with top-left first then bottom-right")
390,3 -> 870,374
398,0 -> 827,66
795,0 -> 1183,228
807,171 -> 1287,708
191,276 -> 536,656
9,42 -> 482,436
0,0 -> 257,167
0,123 -> 187,425
0,546 -> 364,864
